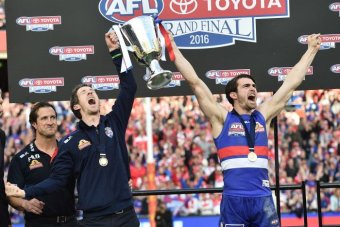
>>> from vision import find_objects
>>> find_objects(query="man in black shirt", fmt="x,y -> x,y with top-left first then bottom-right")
7,102 -> 76,227
0,89 -> 11,227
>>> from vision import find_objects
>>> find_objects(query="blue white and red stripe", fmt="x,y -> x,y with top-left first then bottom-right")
214,110 -> 272,197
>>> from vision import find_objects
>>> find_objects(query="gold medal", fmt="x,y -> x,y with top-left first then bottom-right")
248,152 -> 257,162
99,156 -> 108,166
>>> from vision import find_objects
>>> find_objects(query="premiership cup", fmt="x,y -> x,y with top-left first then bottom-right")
120,16 -> 172,90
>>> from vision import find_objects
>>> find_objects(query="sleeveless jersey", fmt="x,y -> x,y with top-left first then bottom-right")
214,110 -> 272,197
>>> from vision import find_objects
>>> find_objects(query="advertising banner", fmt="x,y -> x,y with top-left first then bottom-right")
5,0 -> 340,102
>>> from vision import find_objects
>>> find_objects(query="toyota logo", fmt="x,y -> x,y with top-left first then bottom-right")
170,0 -> 198,14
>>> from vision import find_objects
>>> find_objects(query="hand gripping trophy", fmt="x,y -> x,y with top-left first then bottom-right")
112,16 -> 173,90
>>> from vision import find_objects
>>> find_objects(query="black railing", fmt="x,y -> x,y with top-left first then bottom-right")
132,181 -> 340,227
316,181 -> 340,227
132,184 -> 304,196
132,182 -> 309,227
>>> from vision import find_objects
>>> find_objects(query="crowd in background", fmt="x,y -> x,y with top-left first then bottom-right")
0,0 -> 5,30
0,0 -> 338,223
1,89 -> 339,222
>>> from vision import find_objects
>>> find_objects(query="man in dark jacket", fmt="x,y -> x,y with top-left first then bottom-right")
7,102 -> 76,227
6,31 -> 139,227
0,89 -> 11,227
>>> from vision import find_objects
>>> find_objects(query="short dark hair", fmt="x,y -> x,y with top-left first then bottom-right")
29,102 -> 57,132
70,84 -> 92,120
225,74 -> 256,105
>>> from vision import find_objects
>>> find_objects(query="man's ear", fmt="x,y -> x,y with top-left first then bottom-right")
31,122 -> 37,131
230,92 -> 237,100
73,104 -> 80,111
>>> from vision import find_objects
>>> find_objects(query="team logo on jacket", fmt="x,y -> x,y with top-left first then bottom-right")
16,16 -> 61,31
19,78 -> 64,93
29,160 -> 43,170
329,2 -> 340,16
255,122 -> 265,132
105,127 -> 114,138
298,34 -> 340,50
78,139 -> 91,150
330,64 -> 340,73
49,46 -> 95,61
81,75 -> 120,91
98,0 -> 290,49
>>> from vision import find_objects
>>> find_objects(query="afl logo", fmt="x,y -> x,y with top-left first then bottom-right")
98,0 -> 164,23
19,79 -> 34,87
297,35 -> 308,44
170,0 -> 198,15
329,2 -> 340,12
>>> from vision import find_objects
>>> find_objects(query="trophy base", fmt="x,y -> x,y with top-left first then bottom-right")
147,71 -> 173,90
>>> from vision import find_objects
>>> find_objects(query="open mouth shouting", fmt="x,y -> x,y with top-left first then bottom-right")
88,97 -> 96,105
248,93 -> 256,103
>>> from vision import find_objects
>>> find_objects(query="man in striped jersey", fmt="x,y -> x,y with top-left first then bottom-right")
170,33 -> 321,226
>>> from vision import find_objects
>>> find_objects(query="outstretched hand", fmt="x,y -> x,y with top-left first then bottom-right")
5,182 -> 25,198
307,33 -> 321,52
105,31 -> 120,52
22,198 -> 45,215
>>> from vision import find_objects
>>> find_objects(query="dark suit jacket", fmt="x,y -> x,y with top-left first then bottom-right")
0,129 -> 11,227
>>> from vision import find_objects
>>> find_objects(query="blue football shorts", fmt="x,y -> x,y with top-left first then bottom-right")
219,195 -> 280,227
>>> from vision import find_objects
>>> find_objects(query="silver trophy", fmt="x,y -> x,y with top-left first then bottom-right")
120,16 -> 172,90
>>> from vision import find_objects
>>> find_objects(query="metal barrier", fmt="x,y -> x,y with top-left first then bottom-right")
316,181 -> 340,227
132,182 -> 309,227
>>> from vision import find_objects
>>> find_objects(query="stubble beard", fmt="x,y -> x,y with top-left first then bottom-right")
39,130 -> 57,139
87,109 -> 99,116
87,104 -> 100,116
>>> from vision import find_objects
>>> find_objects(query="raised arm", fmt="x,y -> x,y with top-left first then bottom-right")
170,35 -> 227,137
259,34 -> 321,125
105,31 -> 137,131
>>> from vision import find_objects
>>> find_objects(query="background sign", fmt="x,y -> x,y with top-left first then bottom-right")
5,0 -> 340,103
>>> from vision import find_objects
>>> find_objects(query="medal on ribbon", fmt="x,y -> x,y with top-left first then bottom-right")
99,154 -> 108,167
248,152 -> 257,162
